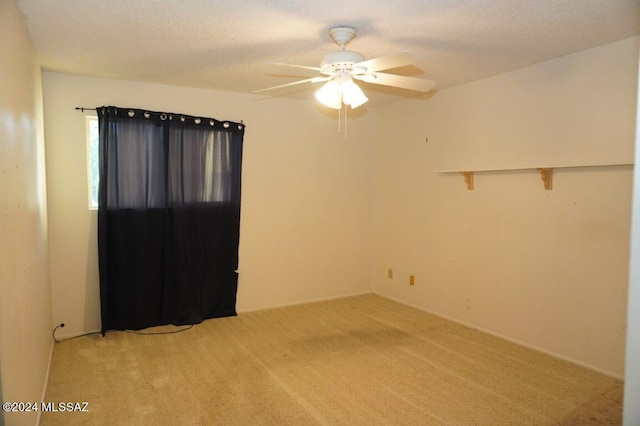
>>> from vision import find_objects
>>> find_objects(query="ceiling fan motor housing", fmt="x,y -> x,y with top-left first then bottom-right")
320,51 -> 366,75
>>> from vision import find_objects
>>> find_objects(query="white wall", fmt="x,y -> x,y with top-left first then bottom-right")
42,73 -> 376,337
435,37 -> 637,171
623,42 -> 640,426
0,1 -> 53,425
372,37 -> 639,377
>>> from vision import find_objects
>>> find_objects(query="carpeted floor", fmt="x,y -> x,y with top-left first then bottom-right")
41,294 -> 622,425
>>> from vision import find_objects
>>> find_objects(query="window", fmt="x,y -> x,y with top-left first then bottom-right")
86,116 -> 99,209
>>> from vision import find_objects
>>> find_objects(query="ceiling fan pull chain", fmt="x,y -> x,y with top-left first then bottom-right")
344,106 -> 348,140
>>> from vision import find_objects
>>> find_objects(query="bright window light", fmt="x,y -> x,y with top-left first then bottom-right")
86,116 -> 99,209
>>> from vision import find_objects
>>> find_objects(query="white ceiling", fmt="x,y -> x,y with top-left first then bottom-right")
16,0 -> 640,106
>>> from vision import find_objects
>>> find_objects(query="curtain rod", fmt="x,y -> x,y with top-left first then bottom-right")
75,107 -> 245,127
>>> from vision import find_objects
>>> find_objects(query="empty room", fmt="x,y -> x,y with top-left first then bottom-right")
2,0 -> 640,425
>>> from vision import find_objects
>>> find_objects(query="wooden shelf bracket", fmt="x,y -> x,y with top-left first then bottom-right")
537,168 -> 553,190
461,171 -> 474,190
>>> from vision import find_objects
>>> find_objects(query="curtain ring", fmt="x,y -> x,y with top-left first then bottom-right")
160,113 -> 167,121
180,116 -> 186,122
223,122 -> 230,128
128,110 -> 135,117
144,112 -> 150,119
209,120 -> 215,126
194,118 -> 201,124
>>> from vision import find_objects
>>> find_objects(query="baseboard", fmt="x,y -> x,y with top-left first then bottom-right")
36,340 -> 55,425
372,291 -> 624,381
236,290 -> 372,314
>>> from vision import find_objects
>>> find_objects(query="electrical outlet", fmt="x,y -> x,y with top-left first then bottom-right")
409,275 -> 415,286
388,268 -> 393,279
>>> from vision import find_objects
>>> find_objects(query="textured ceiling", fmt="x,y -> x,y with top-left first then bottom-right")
16,0 -> 640,106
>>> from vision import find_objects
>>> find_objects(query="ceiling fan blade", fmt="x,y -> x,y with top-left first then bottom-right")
355,52 -> 418,72
254,76 -> 331,93
354,73 -> 436,93
270,62 -> 324,72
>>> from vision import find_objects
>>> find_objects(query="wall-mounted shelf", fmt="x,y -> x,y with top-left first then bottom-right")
436,162 -> 633,191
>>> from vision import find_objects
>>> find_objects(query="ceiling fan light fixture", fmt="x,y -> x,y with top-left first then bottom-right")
341,79 -> 368,108
315,80 -> 343,109
315,76 -> 368,110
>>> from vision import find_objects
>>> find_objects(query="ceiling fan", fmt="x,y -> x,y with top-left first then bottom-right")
255,26 -> 437,109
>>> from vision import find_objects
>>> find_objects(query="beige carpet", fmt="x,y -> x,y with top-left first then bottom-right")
41,294 -> 622,425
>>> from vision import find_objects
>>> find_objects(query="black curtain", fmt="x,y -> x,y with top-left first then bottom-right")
97,106 -> 244,334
